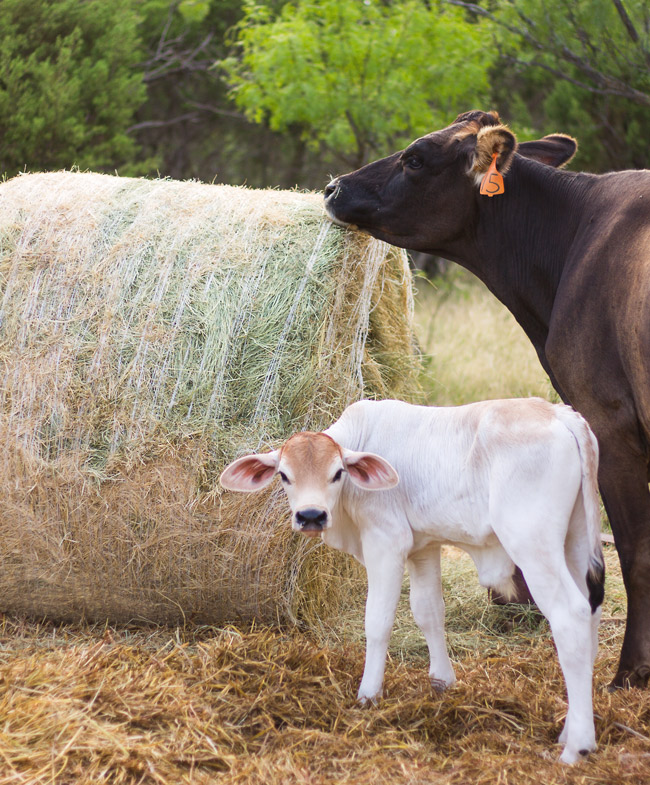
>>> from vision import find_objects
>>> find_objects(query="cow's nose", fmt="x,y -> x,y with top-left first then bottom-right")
324,179 -> 339,199
296,508 -> 328,529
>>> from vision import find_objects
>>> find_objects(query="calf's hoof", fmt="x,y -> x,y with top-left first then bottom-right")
357,690 -> 381,706
429,674 -> 455,693
560,745 -> 595,765
430,678 -> 449,694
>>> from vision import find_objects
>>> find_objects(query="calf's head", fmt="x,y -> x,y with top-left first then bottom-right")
219,431 -> 398,537
324,109 -> 576,254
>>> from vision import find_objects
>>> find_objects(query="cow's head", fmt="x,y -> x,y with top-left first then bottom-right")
219,431 -> 398,537
324,110 -> 577,253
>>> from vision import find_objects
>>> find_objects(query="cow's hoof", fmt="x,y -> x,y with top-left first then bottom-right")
608,665 -> 650,691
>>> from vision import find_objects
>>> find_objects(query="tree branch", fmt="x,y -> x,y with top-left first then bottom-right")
127,113 -> 201,133
444,0 -> 650,107
186,101 -> 248,121
127,103 -> 248,135
502,54 -> 650,105
611,0 -> 639,42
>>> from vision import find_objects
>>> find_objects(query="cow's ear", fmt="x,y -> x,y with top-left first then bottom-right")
220,450 -> 280,492
517,134 -> 577,168
342,449 -> 399,491
469,124 -> 517,180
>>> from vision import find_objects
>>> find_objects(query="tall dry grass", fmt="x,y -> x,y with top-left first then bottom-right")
414,267 -> 555,406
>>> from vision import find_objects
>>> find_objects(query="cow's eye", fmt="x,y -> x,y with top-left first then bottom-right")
279,471 -> 291,485
332,468 -> 344,483
404,154 -> 423,170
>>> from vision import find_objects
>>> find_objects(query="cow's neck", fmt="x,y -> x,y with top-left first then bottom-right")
442,157 -> 593,364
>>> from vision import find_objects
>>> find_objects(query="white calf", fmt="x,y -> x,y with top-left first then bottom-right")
220,398 -> 604,764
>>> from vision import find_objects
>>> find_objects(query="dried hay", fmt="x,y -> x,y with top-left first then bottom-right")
0,171 -> 420,626
0,547 -> 648,785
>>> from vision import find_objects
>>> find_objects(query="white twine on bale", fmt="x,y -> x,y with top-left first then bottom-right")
252,220 -> 333,432
204,245 -> 275,425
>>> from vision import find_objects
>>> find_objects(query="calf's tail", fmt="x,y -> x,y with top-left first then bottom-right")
556,405 -> 605,614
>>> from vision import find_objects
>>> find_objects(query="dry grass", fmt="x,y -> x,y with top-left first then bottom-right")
0,248 -> 646,783
0,547 -> 647,785
414,268 -> 554,406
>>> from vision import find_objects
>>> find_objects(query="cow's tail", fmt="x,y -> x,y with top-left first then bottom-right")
556,405 -> 605,614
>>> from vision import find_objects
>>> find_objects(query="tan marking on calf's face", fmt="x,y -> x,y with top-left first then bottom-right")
278,432 -> 345,537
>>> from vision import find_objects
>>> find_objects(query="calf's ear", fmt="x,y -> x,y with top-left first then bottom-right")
469,124 -> 517,179
517,134 -> 577,168
342,449 -> 399,490
220,450 -> 280,492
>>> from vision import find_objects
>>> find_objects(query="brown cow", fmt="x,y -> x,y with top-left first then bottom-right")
324,110 -> 650,689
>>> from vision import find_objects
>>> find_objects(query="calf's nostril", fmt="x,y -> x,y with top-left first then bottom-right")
296,508 -> 328,527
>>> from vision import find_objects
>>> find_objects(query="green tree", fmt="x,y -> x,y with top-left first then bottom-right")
450,0 -> 650,170
220,0 -> 495,170
133,0 -> 261,183
0,0 -> 147,177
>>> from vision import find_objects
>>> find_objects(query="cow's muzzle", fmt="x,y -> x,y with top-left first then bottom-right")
295,507 -> 329,537
324,179 -> 353,228
324,179 -> 340,200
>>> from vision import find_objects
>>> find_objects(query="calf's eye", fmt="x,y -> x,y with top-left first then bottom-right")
279,471 -> 291,484
332,469 -> 343,483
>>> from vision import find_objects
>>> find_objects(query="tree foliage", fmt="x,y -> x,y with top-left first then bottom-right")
221,0 -> 495,168
453,0 -> 650,170
132,0 -> 246,180
2,0 -> 650,184
0,0 -> 147,177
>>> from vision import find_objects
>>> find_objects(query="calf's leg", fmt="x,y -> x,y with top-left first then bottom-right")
407,545 -> 455,690
357,538 -> 406,703
513,555 -> 597,763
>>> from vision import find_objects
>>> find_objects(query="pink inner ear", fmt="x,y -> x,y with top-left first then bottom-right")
349,464 -> 370,483
236,461 -> 275,485
220,453 -> 279,491
346,454 -> 398,489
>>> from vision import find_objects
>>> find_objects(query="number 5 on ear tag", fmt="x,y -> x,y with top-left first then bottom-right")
480,153 -> 505,197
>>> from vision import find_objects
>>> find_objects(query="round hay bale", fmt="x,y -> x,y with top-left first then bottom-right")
0,171 -> 420,626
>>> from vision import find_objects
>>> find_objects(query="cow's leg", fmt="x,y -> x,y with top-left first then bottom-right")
597,441 -> 650,689
407,545 -> 456,691
357,537 -> 406,703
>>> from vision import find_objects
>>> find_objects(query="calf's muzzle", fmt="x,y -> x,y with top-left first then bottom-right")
295,507 -> 329,535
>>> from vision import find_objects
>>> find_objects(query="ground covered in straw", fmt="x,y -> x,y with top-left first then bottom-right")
1,546 -> 648,785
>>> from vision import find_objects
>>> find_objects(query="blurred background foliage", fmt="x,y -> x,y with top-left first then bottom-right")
1,0 -> 649,187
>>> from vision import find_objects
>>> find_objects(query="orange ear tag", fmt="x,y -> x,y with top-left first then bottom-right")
480,153 -> 505,197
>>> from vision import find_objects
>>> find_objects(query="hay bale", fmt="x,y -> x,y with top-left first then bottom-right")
0,171 -> 420,626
